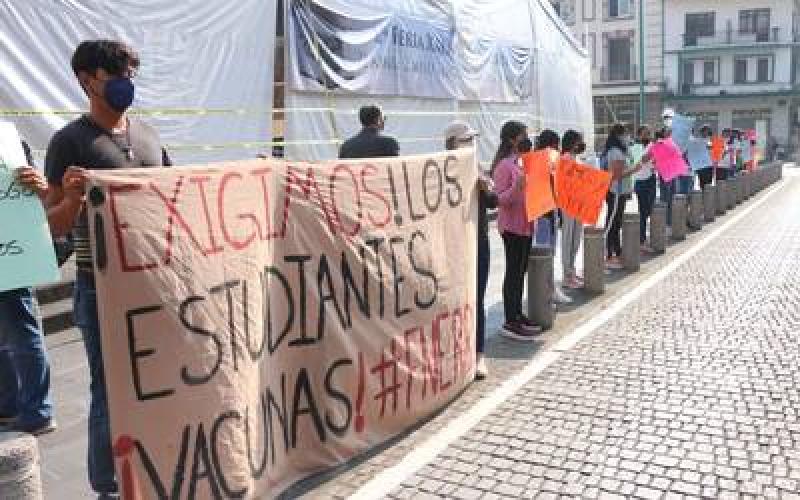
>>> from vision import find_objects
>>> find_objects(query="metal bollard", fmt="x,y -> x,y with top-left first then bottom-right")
742,173 -> 751,200
650,203 -> 667,254
621,212 -> 640,271
688,190 -> 704,230
0,432 -> 43,500
671,194 -> 688,241
583,227 -> 605,294
703,186 -> 716,223
527,246 -> 554,330
716,180 -> 728,215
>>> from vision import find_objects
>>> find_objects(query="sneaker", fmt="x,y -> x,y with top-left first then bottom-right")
10,419 -> 57,436
640,244 -> 655,254
553,285 -> 573,304
606,257 -> 624,270
500,322 -> 539,341
517,316 -> 543,333
475,355 -> 489,380
563,276 -> 583,289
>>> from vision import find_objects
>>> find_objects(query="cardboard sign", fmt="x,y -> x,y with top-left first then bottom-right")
0,122 -> 59,293
670,113 -> 695,152
521,150 -> 556,222
555,158 -> 612,226
649,138 -> 689,182
86,151 -> 478,499
711,136 -> 725,164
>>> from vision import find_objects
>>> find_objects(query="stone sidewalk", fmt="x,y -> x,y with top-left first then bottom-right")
367,171 -> 800,499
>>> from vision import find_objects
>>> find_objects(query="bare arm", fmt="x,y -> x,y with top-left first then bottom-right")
44,168 -> 87,238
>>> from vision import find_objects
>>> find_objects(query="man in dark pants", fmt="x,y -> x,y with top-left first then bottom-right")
339,105 -> 399,159
0,141 -> 56,436
44,39 -> 171,498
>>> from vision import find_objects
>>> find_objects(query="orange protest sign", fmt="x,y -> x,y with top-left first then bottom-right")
555,158 -> 612,225
711,136 -> 725,164
521,150 -> 556,222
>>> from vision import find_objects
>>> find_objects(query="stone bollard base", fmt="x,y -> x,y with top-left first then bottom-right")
583,227 -> 605,294
0,432 -> 43,500
650,203 -> 667,254
527,246 -> 554,330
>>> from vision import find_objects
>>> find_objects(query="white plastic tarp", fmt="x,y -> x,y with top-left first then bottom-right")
0,0 -> 275,165
284,0 -> 592,162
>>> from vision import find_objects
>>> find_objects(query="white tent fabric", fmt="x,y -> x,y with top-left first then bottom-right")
0,0 -> 275,165
284,0 -> 592,163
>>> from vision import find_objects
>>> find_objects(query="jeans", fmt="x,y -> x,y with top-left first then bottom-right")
477,235 -> 490,354
605,192 -> 629,258
501,232 -> 531,324
635,175 -> 657,244
561,214 -> 582,278
676,175 -> 694,195
697,167 -> 714,190
659,178 -> 675,226
74,273 -> 117,494
0,288 -> 52,428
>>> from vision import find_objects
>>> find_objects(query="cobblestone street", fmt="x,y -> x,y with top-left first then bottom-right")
372,171 -> 800,499
283,167 -> 800,499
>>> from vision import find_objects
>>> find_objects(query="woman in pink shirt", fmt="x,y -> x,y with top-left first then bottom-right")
491,121 -> 541,341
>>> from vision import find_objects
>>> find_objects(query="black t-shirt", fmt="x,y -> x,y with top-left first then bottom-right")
339,128 -> 400,159
45,115 -> 169,271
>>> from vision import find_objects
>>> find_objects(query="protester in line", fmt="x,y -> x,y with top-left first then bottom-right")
741,133 -> 754,171
718,129 -> 735,180
734,130 -> 745,173
558,130 -> 585,290
44,39 -> 171,498
631,125 -> 657,254
655,127 -> 676,227
690,125 -> 714,190
338,105 -> 399,159
0,142 -> 56,437
604,123 -> 640,269
491,121 -> 541,341
444,120 -> 491,379
532,130 -> 571,304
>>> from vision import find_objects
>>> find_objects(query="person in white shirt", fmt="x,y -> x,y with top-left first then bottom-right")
687,125 -> 714,191
632,125 -> 656,253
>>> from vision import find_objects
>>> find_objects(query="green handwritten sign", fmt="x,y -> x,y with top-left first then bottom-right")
0,122 -> 60,292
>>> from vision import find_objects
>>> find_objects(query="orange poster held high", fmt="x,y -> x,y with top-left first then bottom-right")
520,150 -> 556,222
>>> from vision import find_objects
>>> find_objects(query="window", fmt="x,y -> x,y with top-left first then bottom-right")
608,37 -> 631,80
685,13 -> 715,38
740,9 -> 770,39
609,0 -> 631,18
734,58 -> 748,83
703,61 -> 716,84
583,0 -> 595,21
757,58 -> 770,82
683,61 -> 695,85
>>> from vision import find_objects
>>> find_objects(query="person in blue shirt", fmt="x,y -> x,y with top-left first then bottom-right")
687,125 -> 714,191
0,141 -> 56,436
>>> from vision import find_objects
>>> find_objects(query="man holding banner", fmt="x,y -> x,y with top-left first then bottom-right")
44,39 -> 170,497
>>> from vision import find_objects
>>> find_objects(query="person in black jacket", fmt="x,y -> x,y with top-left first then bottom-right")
339,105 -> 399,159
445,120 -> 494,380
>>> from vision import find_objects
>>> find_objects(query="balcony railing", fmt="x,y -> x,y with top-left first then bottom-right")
681,27 -> 790,48
669,80 -> 795,97
599,64 -> 638,83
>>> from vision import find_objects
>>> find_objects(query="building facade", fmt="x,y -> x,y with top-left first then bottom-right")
550,0 -> 665,146
663,0 -> 800,155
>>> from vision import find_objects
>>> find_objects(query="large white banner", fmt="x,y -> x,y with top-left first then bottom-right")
287,0 -> 533,103
0,0 -> 275,165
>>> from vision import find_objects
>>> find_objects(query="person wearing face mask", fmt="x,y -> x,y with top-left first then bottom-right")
339,105 -> 399,159
632,125 -> 657,253
492,121 -> 542,341
44,39 -> 170,498
559,130 -> 586,288
445,121 -> 492,379
604,123 -> 641,269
